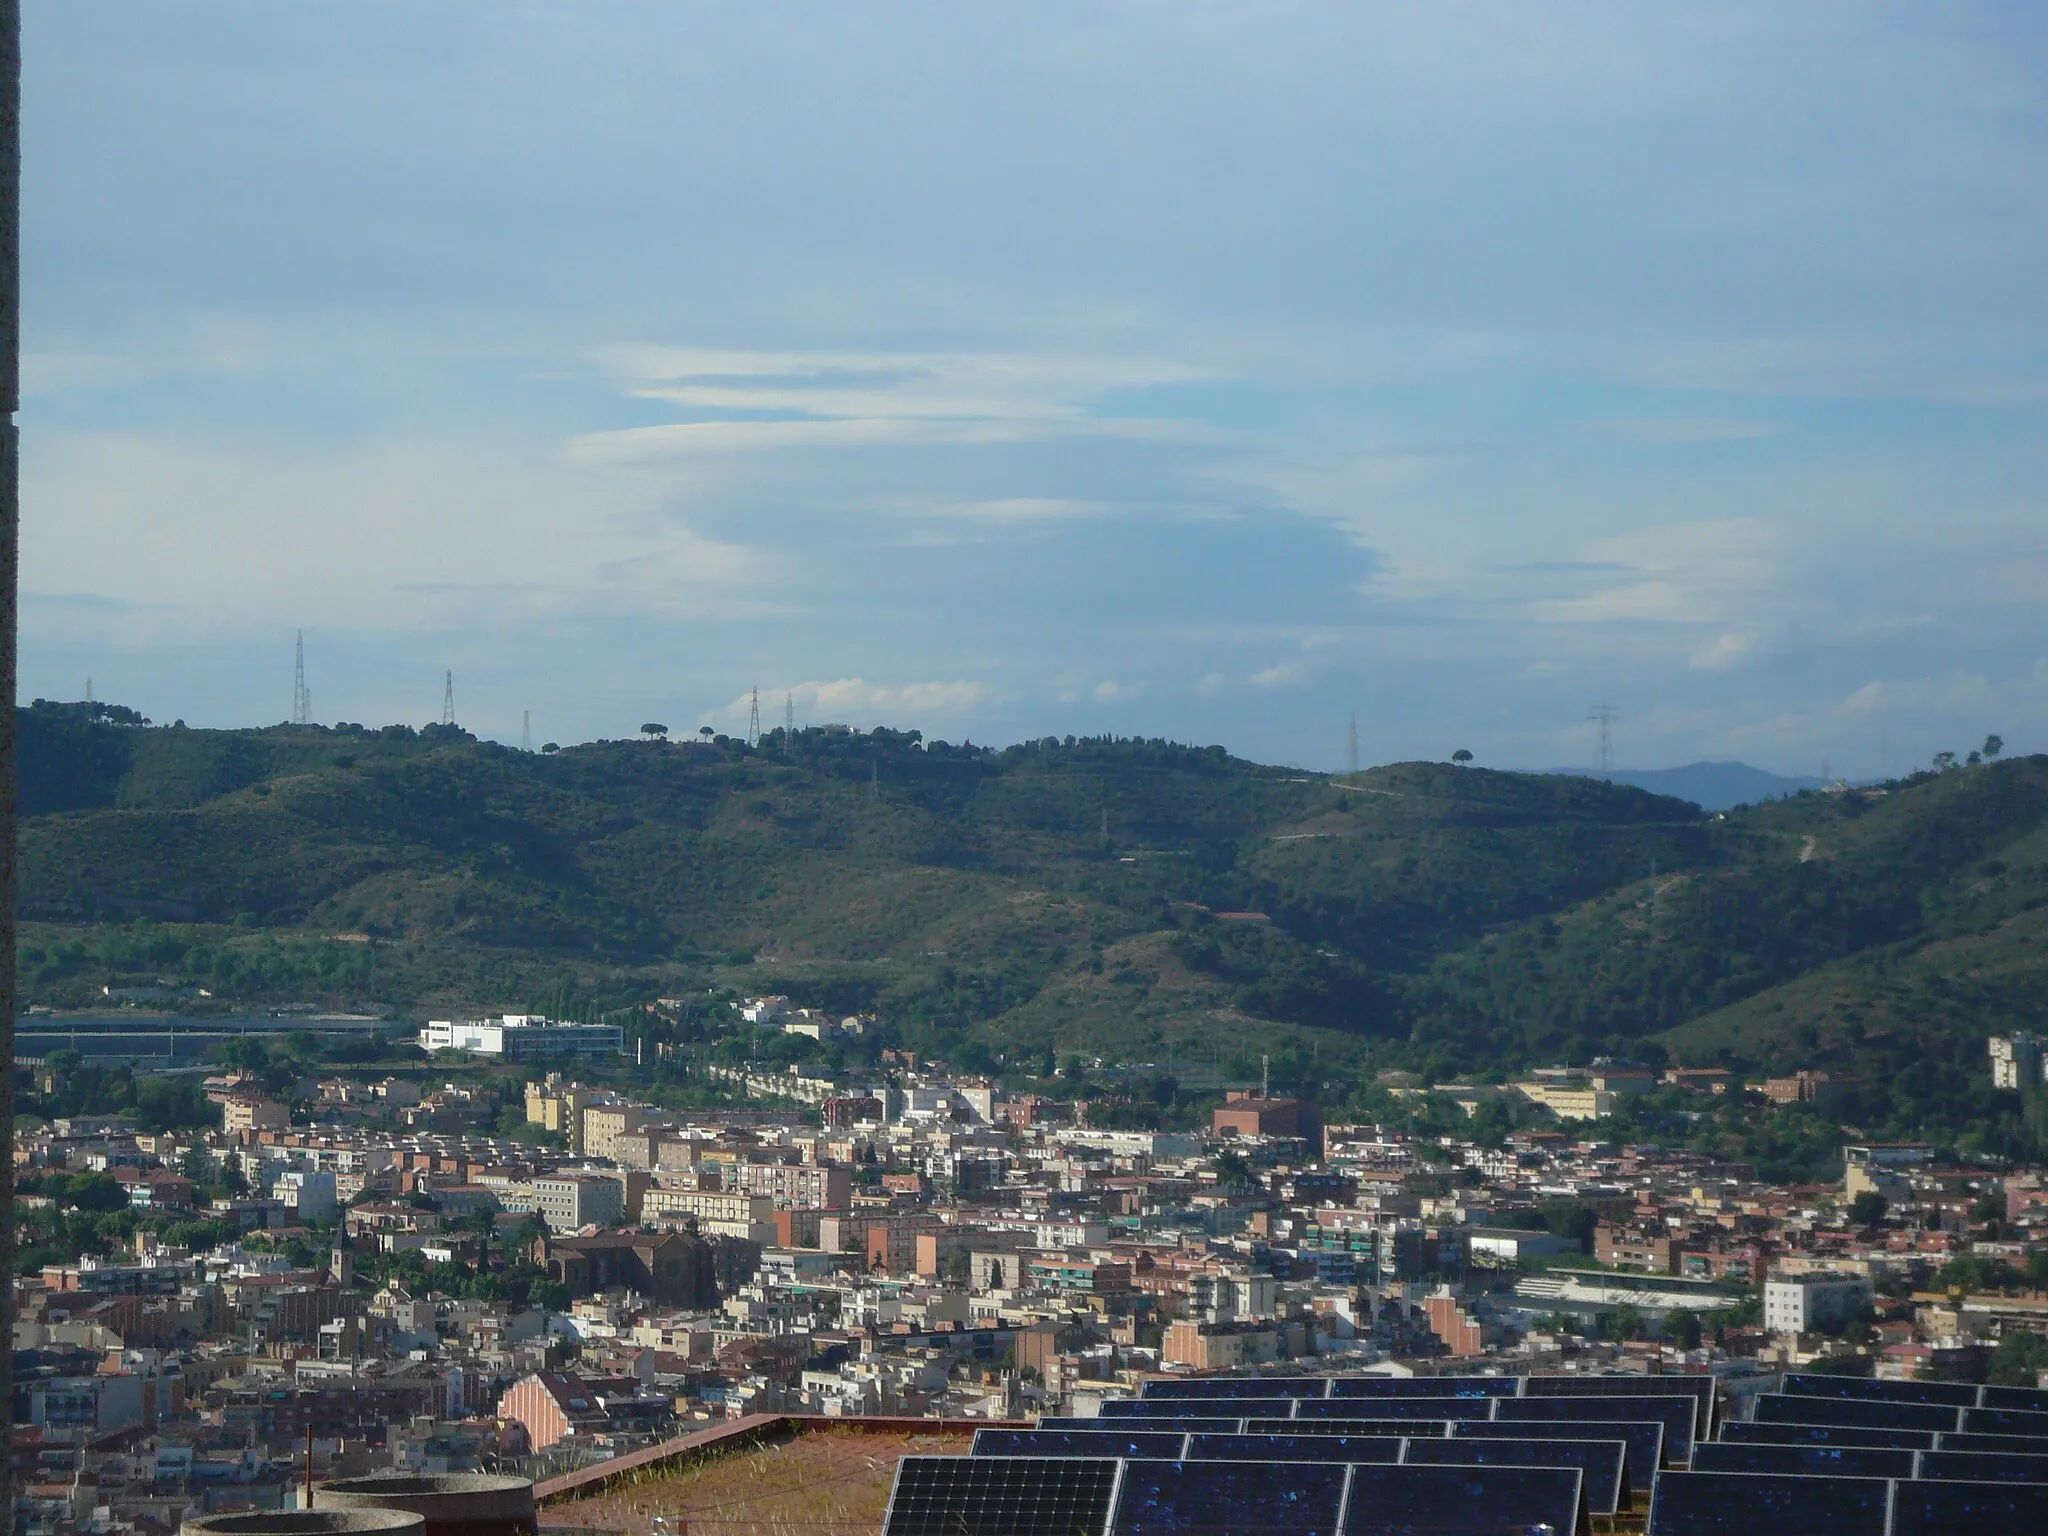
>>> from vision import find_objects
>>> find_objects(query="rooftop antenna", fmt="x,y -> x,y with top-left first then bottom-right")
441,670 -> 455,727
747,687 -> 761,748
1347,712 -> 1359,776
521,710 -> 531,753
1588,703 -> 1618,778
293,631 -> 311,726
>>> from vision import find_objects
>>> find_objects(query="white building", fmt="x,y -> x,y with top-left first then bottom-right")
530,1172 -> 624,1233
1764,1272 -> 1873,1335
1990,1034 -> 2047,1091
417,1015 -> 623,1060
274,1169 -> 337,1222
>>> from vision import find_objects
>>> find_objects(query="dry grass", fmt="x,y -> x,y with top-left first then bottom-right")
539,1429 -> 970,1536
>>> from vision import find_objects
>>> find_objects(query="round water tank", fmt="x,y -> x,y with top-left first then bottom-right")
184,1512 -> 425,1536
316,1474 -> 536,1536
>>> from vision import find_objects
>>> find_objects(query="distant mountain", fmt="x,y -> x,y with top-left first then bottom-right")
19,700 -> 2048,1150
1538,761 -> 1822,811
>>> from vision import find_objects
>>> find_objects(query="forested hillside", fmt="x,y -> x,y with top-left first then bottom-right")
17,699 -> 2048,1139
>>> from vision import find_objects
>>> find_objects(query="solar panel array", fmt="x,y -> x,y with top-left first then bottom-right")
895,1370 -> 2048,1536
1641,1368 -> 2048,1536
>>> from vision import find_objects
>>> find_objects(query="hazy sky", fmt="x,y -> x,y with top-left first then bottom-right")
23,4 -> 2048,774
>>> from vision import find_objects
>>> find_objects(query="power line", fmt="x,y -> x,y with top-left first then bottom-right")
293,631 -> 311,726
1588,703 -> 1618,777
441,670 -> 456,727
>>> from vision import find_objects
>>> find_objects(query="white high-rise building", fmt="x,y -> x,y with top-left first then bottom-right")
1990,1033 -> 2047,1090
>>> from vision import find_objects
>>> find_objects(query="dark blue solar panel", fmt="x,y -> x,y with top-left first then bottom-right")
1247,1418 -> 1452,1439
1940,1432 -> 2048,1454
1781,1371 -> 1979,1408
1109,1458 -> 1349,1536
1298,1396 -> 1494,1422
1891,1477 -> 2048,1536
1962,1406 -> 2048,1438
1142,1377 -> 1332,1400
1456,1420 -> 1664,1486
1103,1398 -> 1298,1420
1916,1450 -> 2048,1484
1400,1434 -> 1627,1517
1689,1442 -> 1914,1479
1751,1393 -> 1959,1432
1646,1470 -> 1890,1536
1980,1384 -> 2048,1414
1186,1433 -> 1402,1463
1330,1376 -> 1522,1399
1496,1395 -> 1694,1463
884,1455 -> 1120,1536
972,1430 -> 1189,1460
1718,1420 -> 1935,1449
1038,1417 -> 1244,1434
1341,1463 -> 1582,1536
1523,1373 -> 1717,1438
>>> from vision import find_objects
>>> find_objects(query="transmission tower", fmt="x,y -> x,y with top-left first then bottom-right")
293,631 -> 311,725
441,670 -> 456,726
1347,712 -> 1359,775
521,710 -> 532,753
784,694 -> 794,755
1588,703 -> 1618,777
747,687 -> 761,748
869,757 -> 879,806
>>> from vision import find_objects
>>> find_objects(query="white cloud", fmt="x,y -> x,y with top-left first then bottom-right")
1690,632 -> 1761,670
929,498 -> 1105,522
1092,680 -> 1144,703
710,677 -> 988,725
1249,662 -> 1305,688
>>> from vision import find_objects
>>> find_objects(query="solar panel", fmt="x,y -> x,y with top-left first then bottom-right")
1645,1469 -> 1890,1536
1142,1377 -> 1332,1400
1751,1393 -> 1960,1432
1523,1373 -> 1718,1439
1330,1376 -> 1522,1399
1341,1462 -> 1583,1536
1891,1477 -> 2048,1536
1915,1450 -> 2048,1484
1688,1442 -> 1914,1479
1962,1406 -> 2048,1438
884,1455 -> 1119,1536
1297,1396 -> 1494,1422
1400,1433 -> 1628,1517
1246,1418 -> 1453,1439
1456,1419 -> 1665,1485
1718,1420 -> 1936,1449
973,1430 -> 1190,1461
1185,1433 -> 1402,1464
1980,1384 -> 2048,1415
1780,1371 -> 1980,1408
1495,1394 -> 1695,1463
1940,1432 -> 2048,1455
1037,1418 -> 1245,1434
1102,1398 -> 1299,1420
1109,1458 -> 1350,1536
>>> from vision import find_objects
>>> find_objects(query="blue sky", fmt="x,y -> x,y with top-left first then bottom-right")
21,4 -> 2048,775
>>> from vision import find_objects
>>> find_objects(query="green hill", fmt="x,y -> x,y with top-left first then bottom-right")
16,700 -> 2048,1138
